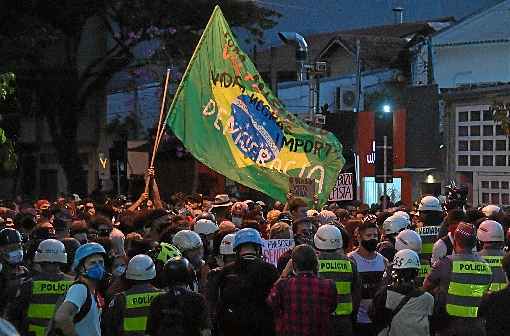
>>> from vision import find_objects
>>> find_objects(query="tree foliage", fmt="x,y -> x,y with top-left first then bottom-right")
0,0 -> 279,194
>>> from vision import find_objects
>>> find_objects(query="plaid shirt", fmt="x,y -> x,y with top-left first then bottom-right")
267,272 -> 337,336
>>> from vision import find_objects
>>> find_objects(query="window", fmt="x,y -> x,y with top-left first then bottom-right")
502,194 -> 509,205
470,140 -> 480,151
458,141 -> 468,151
491,181 -> 500,189
496,140 -> 506,151
496,155 -> 507,166
492,193 -> 500,204
470,111 -> 480,121
483,125 -> 494,136
458,111 -> 469,122
458,155 -> 468,166
481,181 -> 490,189
483,155 -> 493,166
470,155 -> 480,166
496,125 -> 505,136
502,181 -> 509,189
483,140 -> 493,151
458,126 -> 468,136
470,126 -> 480,136
483,110 -> 493,121
482,193 -> 490,203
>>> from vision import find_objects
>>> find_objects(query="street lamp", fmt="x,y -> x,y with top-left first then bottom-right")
383,104 -> 391,113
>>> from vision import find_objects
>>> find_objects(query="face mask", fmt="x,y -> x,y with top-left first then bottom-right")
84,263 -> 105,281
361,239 -> 378,252
240,253 -> 258,261
6,249 -> 23,265
232,217 -> 243,227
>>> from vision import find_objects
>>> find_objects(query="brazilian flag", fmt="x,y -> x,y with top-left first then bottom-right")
166,6 -> 344,205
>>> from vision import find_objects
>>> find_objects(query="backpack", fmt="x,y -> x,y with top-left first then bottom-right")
45,281 -> 92,336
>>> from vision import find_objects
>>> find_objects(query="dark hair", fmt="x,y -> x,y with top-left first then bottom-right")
446,209 -> 466,226
291,244 -> 318,272
288,198 -> 307,214
87,215 -> 112,231
358,220 -> 378,233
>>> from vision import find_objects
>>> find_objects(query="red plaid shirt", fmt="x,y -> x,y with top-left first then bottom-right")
267,272 -> 337,336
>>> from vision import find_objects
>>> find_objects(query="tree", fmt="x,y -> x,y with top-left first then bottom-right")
0,72 -> 17,174
0,0 -> 279,194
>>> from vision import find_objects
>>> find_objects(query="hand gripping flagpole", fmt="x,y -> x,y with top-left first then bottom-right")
145,68 -> 171,193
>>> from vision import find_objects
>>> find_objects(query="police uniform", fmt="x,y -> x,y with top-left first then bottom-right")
317,251 -> 360,336
103,283 -> 162,336
7,272 -> 73,336
416,225 -> 441,262
479,248 -> 507,292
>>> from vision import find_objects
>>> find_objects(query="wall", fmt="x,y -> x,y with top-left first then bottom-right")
433,43 -> 510,88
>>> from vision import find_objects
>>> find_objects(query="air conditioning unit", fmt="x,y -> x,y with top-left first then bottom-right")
335,87 -> 356,112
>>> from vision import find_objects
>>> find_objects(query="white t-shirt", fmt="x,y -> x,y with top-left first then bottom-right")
378,290 -> 434,336
348,250 -> 386,324
64,283 -> 102,336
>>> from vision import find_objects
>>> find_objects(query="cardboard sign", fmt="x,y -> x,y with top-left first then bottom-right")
262,239 -> 294,267
289,177 -> 315,199
328,173 -> 353,201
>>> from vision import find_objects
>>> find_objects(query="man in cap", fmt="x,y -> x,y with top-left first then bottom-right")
423,222 -> 492,335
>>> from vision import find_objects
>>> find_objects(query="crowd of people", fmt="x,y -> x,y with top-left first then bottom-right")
0,176 -> 509,336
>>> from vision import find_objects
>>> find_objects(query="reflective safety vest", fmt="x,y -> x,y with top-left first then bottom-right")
416,226 -> 441,262
446,255 -> 492,318
480,249 -> 507,292
27,278 -> 73,336
317,253 -> 354,316
122,286 -> 162,335
417,260 -> 431,287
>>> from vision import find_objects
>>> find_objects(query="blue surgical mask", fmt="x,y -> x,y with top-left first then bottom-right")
113,264 -> 126,277
85,263 -> 105,281
6,249 -> 23,265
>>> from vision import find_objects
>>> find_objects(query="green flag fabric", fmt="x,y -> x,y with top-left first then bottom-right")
166,6 -> 344,205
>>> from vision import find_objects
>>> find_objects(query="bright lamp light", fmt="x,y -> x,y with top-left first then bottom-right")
383,104 -> 391,113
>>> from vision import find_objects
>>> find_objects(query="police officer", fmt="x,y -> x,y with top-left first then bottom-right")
103,254 -> 162,336
207,233 -> 236,332
173,230 -> 208,293
378,215 -> 410,260
7,239 -> 72,336
415,196 -> 444,264
0,228 -> 29,315
215,228 -> 278,336
314,224 -> 361,336
393,229 -> 429,286
146,256 -> 210,336
424,222 -> 492,335
477,220 -> 507,292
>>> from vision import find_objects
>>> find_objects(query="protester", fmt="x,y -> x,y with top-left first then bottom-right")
348,218 -> 387,336
53,242 -> 106,336
268,244 -> 337,336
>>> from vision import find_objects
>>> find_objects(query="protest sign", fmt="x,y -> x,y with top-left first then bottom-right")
289,177 -> 315,199
262,239 -> 294,266
328,172 -> 353,201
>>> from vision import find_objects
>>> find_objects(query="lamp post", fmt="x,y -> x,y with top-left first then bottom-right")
375,103 -> 393,210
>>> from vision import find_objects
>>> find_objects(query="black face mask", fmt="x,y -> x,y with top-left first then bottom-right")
361,239 -> 378,252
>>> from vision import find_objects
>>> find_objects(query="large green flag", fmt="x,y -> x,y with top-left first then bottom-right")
166,6 -> 344,205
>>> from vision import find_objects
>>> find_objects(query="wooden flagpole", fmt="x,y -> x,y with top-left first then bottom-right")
145,69 -> 171,193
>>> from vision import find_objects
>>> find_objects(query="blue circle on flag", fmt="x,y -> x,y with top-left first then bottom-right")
230,94 -> 283,163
